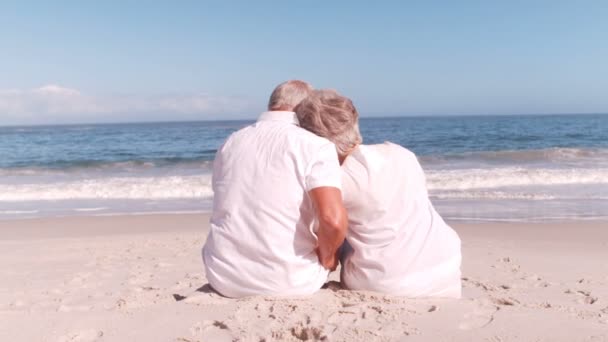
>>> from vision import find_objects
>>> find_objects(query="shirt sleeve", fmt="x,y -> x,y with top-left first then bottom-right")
305,142 -> 342,191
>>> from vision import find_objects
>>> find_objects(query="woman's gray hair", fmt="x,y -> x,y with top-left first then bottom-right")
295,89 -> 362,155
268,80 -> 314,111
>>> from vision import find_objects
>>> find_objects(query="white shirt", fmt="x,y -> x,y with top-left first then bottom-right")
203,111 -> 342,298
340,142 -> 462,298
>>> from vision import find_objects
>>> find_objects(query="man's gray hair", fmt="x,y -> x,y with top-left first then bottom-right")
268,80 -> 314,111
295,89 -> 362,155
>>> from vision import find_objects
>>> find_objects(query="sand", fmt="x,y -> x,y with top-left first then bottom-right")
1,214 -> 607,342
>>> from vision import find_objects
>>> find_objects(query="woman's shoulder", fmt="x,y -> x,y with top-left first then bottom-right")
345,143 -> 421,179
360,142 -> 419,163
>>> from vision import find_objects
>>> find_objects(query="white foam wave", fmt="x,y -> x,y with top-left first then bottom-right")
430,191 -> 558,200
421,148 -> 608,165
471,147 -> 608,162
426,167 -> 608,191
0,175 -> 213,201
74,207 -> 108,212
90,210 -> 206,217
1,167 -> 606,203
0,210 -> 40,214
0,160 -> 213,177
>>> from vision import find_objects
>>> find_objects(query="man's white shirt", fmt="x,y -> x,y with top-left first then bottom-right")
203,111 -> 342,297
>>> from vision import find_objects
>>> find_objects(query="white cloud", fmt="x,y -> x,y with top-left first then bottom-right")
33,84 -> 82,96
0,85 -> 252,125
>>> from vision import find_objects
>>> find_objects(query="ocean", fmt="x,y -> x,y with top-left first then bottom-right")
1,114 -> 607,222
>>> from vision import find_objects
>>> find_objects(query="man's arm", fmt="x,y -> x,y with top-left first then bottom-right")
309,186 -> 348,271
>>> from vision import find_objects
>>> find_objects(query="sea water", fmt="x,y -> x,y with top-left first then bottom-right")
1,114 -> 607,222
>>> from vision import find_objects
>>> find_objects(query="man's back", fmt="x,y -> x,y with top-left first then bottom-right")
203,111 -> 342,297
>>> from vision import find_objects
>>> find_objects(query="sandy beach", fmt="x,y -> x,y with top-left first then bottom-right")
1,214 -> 607,342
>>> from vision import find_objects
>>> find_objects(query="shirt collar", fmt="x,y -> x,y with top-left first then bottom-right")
257,111 -> 300,126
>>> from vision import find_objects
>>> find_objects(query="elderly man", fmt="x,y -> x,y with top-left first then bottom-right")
202,80 -> 348,298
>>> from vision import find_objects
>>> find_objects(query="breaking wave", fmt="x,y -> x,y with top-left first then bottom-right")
0,175 -> 213,201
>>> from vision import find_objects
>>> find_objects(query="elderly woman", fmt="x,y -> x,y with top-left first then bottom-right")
295,90 -> 462,298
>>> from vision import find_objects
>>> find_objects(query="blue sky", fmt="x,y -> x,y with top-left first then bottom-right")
1,1 -> 607,124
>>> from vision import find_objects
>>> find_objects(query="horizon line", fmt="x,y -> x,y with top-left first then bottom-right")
1,112 -> 607,128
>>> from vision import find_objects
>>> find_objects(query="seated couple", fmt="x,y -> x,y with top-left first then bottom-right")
202,80 -> 462,298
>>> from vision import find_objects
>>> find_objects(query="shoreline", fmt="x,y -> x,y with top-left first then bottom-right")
1,212 -> 607,237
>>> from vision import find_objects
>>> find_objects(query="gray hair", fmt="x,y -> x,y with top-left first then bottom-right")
268,80 -> 314,111
295,89 -> 362,156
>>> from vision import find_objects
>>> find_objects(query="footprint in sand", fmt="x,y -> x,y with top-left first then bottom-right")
127,272 -> 154,285
154,261 -> 173,268
57,330 -> 103,342
176,284 -> 228,306
458,300 -> 499,331
565,288 -> 599,305
576,290 -> 598,305
190,320 -> 233,342
288,322 -> 327,341
462,277 -> 498,292
326,301 -> 415,339
490,296 -> 520,307
233,300 -> 335,340
171,280 -> 194,291
182,292 -> 227,306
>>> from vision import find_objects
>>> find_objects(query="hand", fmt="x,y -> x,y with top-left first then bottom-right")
316,246 -> 339,271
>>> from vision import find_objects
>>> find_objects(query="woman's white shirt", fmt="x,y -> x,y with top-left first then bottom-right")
340,142 -> 462,298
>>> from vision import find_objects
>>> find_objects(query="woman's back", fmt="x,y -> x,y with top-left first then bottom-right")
341,142 -> 462,298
